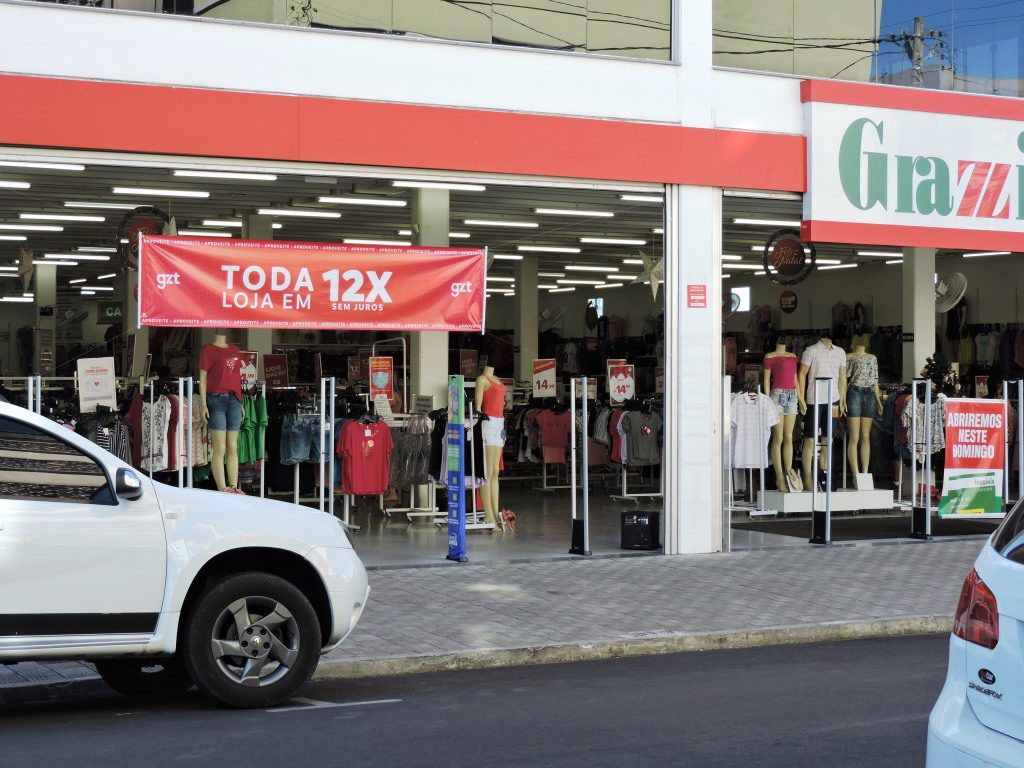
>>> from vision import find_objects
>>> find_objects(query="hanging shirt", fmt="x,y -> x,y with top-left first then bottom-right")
199,343 -> 244,401
337,419 -> 394,495
730,392 -> 780,469
536,409 -> 572,451
140,395 -> 171,472
620,411 -> 663,466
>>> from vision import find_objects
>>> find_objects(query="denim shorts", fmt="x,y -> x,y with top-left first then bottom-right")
770,388 -> 799,416
206,392 -> 242,432
803,403 -> 837,437
846,386 -> 878,418
280,414 -> 322,465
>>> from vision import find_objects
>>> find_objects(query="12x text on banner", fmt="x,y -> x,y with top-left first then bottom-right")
138,236 -> 486,332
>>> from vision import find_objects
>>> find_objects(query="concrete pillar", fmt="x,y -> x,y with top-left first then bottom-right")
242,214 -> 274,372
410,188 -> 450,407
664,185 -> 723,555
33,261 -> 56,375
513,255 -> 538,381
901,247 -> 936,381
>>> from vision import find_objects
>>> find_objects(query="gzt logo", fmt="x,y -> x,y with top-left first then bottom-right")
156,273 -> 181,290
450,281 -> 473,298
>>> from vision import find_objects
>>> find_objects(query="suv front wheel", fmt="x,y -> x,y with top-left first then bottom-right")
182,572 -> 322,708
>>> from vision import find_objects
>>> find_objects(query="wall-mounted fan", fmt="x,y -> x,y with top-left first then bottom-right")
538,307 -> 564,331
723,292 -> 742,320
935,272 -> 968,313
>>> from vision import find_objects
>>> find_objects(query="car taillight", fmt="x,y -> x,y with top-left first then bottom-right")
953,568 -> 999,650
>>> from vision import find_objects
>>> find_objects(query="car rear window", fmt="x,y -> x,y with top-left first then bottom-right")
992,499 -> 1024,565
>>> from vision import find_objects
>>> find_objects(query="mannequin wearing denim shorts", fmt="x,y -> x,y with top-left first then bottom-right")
763,344 -> 799,492
199,333 -> 243,493
845,345 -> 882,477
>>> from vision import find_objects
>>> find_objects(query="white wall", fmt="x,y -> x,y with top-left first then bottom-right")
0,1 -> 683,124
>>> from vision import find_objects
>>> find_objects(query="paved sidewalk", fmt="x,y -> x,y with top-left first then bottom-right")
1,538 -> 984,697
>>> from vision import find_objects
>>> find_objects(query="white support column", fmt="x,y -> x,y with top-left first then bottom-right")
514,255 -> 538,382
901,247 -> 936,382
410,188 -> 450,405
664,185 -> 723,555
242,214 -> 274,366
33,261 -> 56,375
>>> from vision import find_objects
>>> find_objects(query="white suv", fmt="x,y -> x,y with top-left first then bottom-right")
0,403 -> 368,709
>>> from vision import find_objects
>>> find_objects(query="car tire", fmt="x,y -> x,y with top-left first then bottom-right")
94,657 -> 193,697
182,572 -> 321,709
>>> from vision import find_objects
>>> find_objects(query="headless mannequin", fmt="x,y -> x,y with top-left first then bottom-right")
797,338 -> 848,491
474,366 -> 503,527
199,333 -> 240,492
846,344 -> 882,477
763,344 -> 798,493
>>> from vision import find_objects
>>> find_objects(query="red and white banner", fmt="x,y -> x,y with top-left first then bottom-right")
138,236 -> 486,332
938,398 -> 1007,518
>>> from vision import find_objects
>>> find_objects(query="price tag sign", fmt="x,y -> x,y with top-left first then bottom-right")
532,359 -> 556,398
609,364 -> 635,404
240,351 -> 258,393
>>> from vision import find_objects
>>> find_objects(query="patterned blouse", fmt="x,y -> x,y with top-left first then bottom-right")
846,353 -> 879,388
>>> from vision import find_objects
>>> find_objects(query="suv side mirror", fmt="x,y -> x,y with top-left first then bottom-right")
115,468 -> 144,501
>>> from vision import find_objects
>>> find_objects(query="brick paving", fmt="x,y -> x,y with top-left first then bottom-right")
0,539 -> 984,688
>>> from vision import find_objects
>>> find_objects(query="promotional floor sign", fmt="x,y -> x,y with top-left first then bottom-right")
938,398 -> 1007,518
138,236 -> 486,332
532,359 -> 556,398
77,357 -> 117,413
446,375 -> 468,562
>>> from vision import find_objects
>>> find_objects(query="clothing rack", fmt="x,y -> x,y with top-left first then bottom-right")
382,412 -> 438,522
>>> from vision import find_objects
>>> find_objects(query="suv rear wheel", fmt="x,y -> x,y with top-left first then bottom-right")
94,657 -> 192,697
182,572 -> 322,708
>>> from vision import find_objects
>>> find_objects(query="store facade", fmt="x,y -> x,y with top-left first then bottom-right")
0,1 -> 1020,557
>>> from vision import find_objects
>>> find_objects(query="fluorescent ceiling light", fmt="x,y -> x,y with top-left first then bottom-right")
343,238 -> 411,246
548,287 -> 576,293
0,224 -> 62,231
0,160 -> 84,171
722,254 -> 743,261
963,251 -> 1011,258
113,187 -> 209,198
173,170 -> 277,181
538,272 -> 563,277
596,283 -> 624,289
557,278 -> 604,285
20,214 -> 104,223
258,208 -> 340,218
22,293 -> 32,298
534,208 -> 614,218
0,235 -> 27,241
44,253 -> 109,261
492,254 -> 523,261
566,265 -> 616,272
653,228 -> 664,234
885,259 -> 904,265
392,180 -> 486,192
464,219 -> 537,228
622,258 -> 645,265
486,276 -> 515,283
97,273 -> 117,279
616,274 -> 639,279
819,264 -> 858,271
319,196 -> 406,207
619,194 -> 663,203
0,296 -> 33,302
722,263 -> 764,271
857,250 -> 902,257
518,246 -> 580,254
0,181 -> 31,190
69,278 -> 88,284
33,260 -> 76,266
79,285 -> 114,291
65,201 -> 137,210
120,239 -> 129,244
0,267 -> 16,272
202,220 -> 242,228
750,245 -> 812,253
80,290 -> 96,296
733,218 -> 801,227
580,237 -> 646,246
753,271 -> 765,276
538,283 -> 558,289
396,229 -> 470,239
722,274 -> 732,279
816,259 -> 842,265
178,229 -> 233,238
77,247 -> 117,253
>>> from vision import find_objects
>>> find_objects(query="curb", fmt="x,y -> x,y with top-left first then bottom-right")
0,615 -> 952,705
314,614 -> 953,681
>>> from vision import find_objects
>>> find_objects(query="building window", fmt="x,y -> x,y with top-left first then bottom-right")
587,297 -> 605,317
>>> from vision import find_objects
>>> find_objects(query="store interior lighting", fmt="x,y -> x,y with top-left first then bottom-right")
579,237 -> 646,245
518,245 -> 581,253
565,265 -> 615,272
0,181 -> 31,190
818,263 -> 859,271
463,219 -> 537,228
622,258 -> 644,265
596,282 -> 624,289
33,259 -> 76,266
492,254 -> 523,261
20,214 -> 105,222
343,238 -> 411,246
557,278 -> 603,285
65,201 -> 138,210
0,160 -> 84,171
619,194 -> 662,203
97,273 -> 117,279
548,287 -> 575,293
0,224 -> 62,231
173,169 -> 278,181
534,208 -> 614,217
733,218 -> 801,227
113,186 -> 209,198
857,250 -> 902,257
43,253 -> 109,261
178,229 -> 233,237
319,196 -> 406,207
0,235 -> 27,241
963,251 -> 1011,258
258,208 -> 340,218
392,180 -> 486,192
77,247 -> 117,252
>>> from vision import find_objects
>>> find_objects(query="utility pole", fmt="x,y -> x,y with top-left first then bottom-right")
912,16 -> 925,88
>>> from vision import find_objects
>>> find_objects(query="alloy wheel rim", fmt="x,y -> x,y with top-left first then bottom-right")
210,596 -> 300,688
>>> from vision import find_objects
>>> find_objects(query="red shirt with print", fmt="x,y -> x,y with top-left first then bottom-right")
199,343 -> 243,401
337,420 -> 394,495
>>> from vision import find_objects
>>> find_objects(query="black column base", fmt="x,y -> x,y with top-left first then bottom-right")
809,509 -> 830,544
910,506 -> 932,540
569,518 -> 591,555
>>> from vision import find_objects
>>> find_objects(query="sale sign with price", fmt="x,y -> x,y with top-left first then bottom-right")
532,359 -> 556,398
138,236 -> 486,332
938,398 -> 1007,519
609,364 -> 635,403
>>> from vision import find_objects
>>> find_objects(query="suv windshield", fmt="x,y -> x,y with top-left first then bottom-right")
992,499 -> 1024,565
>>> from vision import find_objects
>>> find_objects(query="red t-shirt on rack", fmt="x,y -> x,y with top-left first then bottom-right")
536,409 -> 572,450
336,419 -> 394,495
199,343 -> 244,401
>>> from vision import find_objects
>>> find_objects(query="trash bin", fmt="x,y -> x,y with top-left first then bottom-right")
621,510 -> 661,551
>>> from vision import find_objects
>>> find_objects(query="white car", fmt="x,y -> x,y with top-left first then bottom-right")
0,402 -> 368,709
927,502 -> 1024,766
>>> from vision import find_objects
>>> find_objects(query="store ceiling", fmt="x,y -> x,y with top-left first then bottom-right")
0,160 -> 665,300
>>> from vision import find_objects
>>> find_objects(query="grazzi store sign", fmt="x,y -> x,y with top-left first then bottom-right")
802,81 -> 1024,251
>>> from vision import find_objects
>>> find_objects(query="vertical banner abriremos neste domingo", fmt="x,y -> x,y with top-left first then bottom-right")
137,236 -> 486,332
446,375 -> 468,562
938,398 -> 1007,519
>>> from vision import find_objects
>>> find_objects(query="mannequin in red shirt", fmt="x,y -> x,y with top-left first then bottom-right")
199,332 -> 244,494
475,366 -> 508,529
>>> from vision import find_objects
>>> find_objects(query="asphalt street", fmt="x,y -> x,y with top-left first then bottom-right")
0,635 -> 949,767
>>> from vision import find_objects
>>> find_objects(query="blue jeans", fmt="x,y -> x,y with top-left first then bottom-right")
280,414 -> 322,465
206,392 -> 242,432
